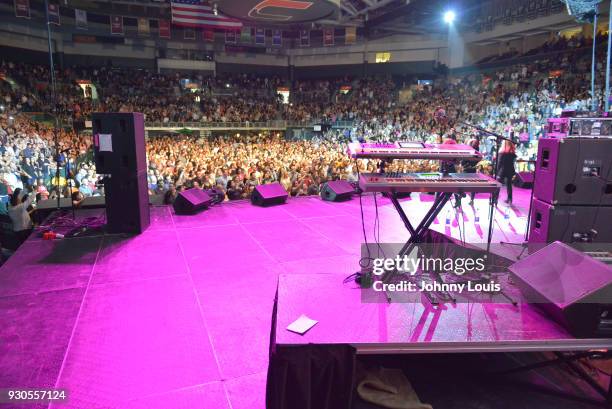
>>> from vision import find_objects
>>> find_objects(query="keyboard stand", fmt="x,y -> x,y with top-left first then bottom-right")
389,191 -> 451,249
384,191 -> 454,304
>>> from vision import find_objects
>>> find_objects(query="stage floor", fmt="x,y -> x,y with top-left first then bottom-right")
1,190 -> 534,409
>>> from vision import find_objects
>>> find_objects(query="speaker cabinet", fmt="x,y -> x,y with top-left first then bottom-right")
104,172 -> 150,234
173,189 -> 212,215
528,198 -> 612,243
534,138 -> 612,205
92,112 -> 147,175
251,183 -> 288,206
320,180 -> 354,202
93,112 -> 149,234
509,242 -> 612,337
514,171 -> 534,188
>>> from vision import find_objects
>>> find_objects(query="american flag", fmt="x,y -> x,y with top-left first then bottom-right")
171,0 -> 242,29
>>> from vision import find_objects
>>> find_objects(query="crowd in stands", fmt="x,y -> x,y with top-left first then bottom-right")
0,32 -> 607,213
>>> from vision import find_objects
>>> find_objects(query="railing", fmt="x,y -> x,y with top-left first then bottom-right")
144,120 -> 355,130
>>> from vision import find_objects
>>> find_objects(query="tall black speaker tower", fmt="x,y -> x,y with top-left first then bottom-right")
92,112 -> 150,234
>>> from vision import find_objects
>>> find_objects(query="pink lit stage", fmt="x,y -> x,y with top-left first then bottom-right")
1,189 -> 609,408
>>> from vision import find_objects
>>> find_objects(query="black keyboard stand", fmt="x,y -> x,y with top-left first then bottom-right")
384,191 -> 454,304
389,191 -> 452,250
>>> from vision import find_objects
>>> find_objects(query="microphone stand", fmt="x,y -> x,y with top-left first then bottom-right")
44,0 -> 61,212
454,120 -> 515,257
61,148 -> 77,220
457,121 -> 538,261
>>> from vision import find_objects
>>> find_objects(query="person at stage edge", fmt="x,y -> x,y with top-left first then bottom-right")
497,140 -> 517,204
8,188 -> 34,246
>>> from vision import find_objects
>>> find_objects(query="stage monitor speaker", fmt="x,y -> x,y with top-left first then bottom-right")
514,171 -> 534,188
251,183 -> 288,206
509,241 -> 612,337
173,189 -> 212,215
92,112 -> 147,175
528,198 -> 612,243
320,180 -> 354,202
533,137 -> 612,205
104,171 -> 150,234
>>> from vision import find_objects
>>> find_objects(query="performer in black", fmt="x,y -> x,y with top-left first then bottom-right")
497,140 -> 517,204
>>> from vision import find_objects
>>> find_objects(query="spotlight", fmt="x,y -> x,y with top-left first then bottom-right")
443,10 -> 456,24
213,3 -> 218,16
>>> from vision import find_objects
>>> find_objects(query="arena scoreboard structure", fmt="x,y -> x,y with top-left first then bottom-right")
217,0 -> 341,23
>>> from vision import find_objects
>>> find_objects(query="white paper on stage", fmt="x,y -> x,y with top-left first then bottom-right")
286,314 -> 318,335
98,133 -> 113,152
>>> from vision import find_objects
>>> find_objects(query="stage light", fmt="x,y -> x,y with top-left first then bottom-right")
443,10 -> 456,24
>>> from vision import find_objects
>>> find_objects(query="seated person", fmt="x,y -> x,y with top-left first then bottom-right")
8,188 -> 34,246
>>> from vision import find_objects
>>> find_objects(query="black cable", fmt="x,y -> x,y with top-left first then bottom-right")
373,192 -> 387,259
453,196 -> 466,246
344,157 -> 378,285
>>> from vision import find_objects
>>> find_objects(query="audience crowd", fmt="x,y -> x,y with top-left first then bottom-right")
0,35 -> 605,209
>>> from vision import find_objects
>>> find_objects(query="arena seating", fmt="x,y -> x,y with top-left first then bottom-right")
0,35 -> 603,207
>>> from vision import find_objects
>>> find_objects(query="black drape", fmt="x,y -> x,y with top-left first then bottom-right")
266,290 -> 357,409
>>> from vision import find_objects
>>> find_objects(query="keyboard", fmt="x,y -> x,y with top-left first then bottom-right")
347,142 -> 482,160
359,172 -> 501,193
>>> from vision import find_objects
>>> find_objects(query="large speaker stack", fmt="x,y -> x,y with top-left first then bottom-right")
529,137 -> 612,243
92,112 -> 150,234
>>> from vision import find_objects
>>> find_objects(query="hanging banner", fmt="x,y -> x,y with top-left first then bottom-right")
323,28 -> 334,46
110,16 -> 124,35
344,26 -> 356,44
137,18 -> 150,36
299,30 -> 309,47
47,2 -> 60,25
14,0 -> 30,18
272,29 -> 282,47
203,29 -> 214,42
255,28 -> 265,45
241,27 -> 252,43
158,19 -> 171,38
184,27 -> 195,40
75,9 -> 87,30
225,30 -> 237,44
